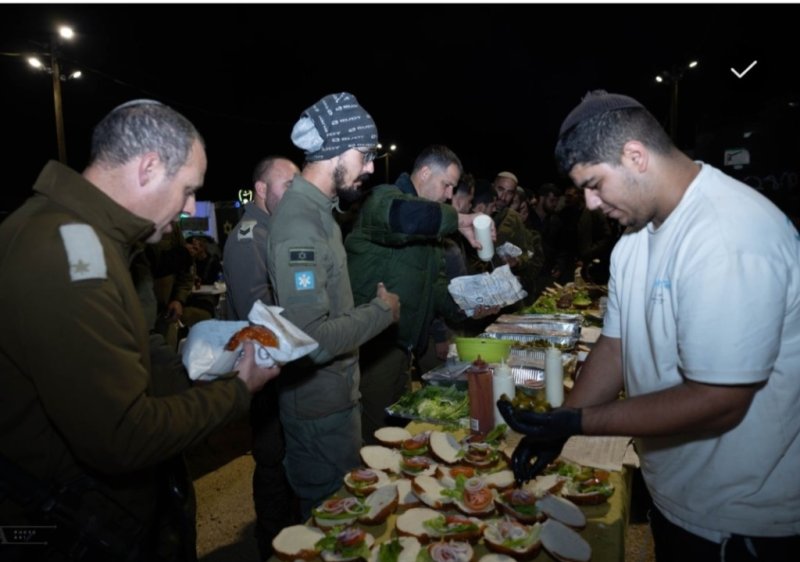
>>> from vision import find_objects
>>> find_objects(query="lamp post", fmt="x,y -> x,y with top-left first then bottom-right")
27,25 -> 79,163
655,59 -> 698,142
376,142 -> 397,183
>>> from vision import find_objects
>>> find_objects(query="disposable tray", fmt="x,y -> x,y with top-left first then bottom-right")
479,331 -> 579,352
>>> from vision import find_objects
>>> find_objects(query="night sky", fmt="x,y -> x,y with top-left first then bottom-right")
2,3 -> 798,215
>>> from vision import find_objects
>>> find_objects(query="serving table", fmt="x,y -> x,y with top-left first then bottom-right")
268,420 -> 633,562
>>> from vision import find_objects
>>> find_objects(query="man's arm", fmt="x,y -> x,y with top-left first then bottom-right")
567,335 -> 759,437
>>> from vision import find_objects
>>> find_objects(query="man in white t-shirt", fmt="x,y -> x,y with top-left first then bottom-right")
499,90 -> 800,561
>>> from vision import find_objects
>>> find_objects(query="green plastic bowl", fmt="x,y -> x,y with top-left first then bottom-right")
454,337 -> 512,363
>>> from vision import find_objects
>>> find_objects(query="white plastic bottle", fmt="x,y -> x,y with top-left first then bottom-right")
492,360 -> 515,427
545,347 -> 564,407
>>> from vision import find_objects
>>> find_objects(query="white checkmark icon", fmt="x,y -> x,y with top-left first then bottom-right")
731,60 -> 757,79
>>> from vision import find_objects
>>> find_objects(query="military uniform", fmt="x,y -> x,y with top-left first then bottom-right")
493,207 -> 546,303
345,173 -> 465,442
266,175 -> 394,520
0,161 -> 250,560
223,201 -> 296,558
223,202 -> 274,317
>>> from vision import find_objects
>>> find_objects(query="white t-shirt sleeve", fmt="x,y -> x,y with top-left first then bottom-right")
677,251 -> 783,384
602,247 -> 622,340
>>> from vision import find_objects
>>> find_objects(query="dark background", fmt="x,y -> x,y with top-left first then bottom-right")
2,3 -> 798,217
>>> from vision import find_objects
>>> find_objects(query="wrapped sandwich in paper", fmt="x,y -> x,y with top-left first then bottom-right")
448,264 -> 527,317
181,300 -> 318,381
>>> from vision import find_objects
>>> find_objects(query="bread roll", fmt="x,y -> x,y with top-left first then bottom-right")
272,524 -> 325,561
540,519 -> 591,562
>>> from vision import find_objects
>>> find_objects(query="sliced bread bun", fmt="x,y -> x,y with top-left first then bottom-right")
272,524 -> 325,561
399,455 -> 437,478
312,496 -> 368,529
540,518 -> 591,562
537,493 -> 586,529
395,478 -> 422,508
482,519 -> 542,560
411,474 -> 453,510
319,528 -> 376,562
452,477 -> 496,518
482,469 -> 515,491
526,473 -> 566,496
478,554 -> 517,562
360,445 -> 403,474
429,431 -> 463,464
344,468 -> 392,496
494,488 -> 545,524
396,507 -> 441,543
374,426 -> 412,448
359,484 -> 398,525
368,536 -> 422,562
559,472 -> 614,506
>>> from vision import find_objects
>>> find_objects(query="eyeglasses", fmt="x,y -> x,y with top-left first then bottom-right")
356,147 -> 378,164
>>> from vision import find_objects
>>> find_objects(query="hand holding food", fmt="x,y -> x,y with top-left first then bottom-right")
225,324 -> 278,351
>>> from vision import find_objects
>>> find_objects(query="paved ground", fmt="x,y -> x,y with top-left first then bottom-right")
190,419 -> 655,562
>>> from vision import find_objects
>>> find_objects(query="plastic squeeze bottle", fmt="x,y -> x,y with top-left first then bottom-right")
545,347 -> 565,407
492,359 -> 515,427
467,356 -> 495,436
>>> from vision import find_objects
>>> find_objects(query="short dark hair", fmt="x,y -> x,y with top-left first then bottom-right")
90,99 -> 203,177
554,107 -> 673,176
537,182 -> 561,198
454,172 -> 475,197
252,155 -> 292,184
412,145 -> 463,176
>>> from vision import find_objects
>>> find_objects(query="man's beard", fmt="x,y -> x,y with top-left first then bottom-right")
333,162 -> 371,202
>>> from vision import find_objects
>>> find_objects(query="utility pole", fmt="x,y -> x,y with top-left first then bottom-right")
51,50 -> 67,163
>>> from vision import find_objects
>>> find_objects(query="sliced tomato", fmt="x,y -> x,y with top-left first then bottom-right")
449,466 -> 475,479
463,487 -> 493,511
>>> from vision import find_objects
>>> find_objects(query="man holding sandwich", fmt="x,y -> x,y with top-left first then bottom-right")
500,90 -> 800,561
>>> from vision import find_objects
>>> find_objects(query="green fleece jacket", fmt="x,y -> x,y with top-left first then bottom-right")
345,173 -> 464,355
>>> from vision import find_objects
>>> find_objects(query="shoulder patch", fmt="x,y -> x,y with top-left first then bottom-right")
289,247 -> 315,264
237,220 -> 258,241
294,270 -> 315,291
59,224 -> 107,281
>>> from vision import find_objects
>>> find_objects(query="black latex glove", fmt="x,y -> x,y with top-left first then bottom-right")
497,398 -> 584,485
511,435 -> 567,485
496,399 -> 582,441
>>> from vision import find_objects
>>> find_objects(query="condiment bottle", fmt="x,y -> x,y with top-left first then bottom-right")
467,356 -> 495,436
545,347 -> 565,407
492,359 -> 515,427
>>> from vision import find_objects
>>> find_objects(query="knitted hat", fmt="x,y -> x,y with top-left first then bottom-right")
558,90 -> 644,138
291,92 -> 378,161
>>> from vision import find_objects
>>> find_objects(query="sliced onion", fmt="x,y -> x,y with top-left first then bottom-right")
429,541 -> 472,562
342,496 -> 364,514
463,477 -> 485,494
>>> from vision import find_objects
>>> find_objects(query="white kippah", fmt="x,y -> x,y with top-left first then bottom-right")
496,171 -> 518,183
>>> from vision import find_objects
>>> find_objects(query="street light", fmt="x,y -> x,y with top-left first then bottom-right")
375,142 -> 397,183
655,59 -> 698,142
26,24 -> 80,163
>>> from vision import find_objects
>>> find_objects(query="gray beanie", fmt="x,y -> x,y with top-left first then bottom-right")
291,92 -> 379,161
558,90 -> 644,138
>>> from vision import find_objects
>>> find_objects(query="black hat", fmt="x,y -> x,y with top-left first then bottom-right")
291,92 -> 379,161
559,90 -> 644,138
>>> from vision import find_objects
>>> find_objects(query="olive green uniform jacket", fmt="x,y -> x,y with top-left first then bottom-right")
345,175 -> 464,356
266,175 -> 394,419
0,162 -> 250,537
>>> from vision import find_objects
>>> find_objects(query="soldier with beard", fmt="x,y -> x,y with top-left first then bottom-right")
265,92 -> 400,520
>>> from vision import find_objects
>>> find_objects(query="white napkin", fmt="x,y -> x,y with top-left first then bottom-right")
181,300 -> 318,381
